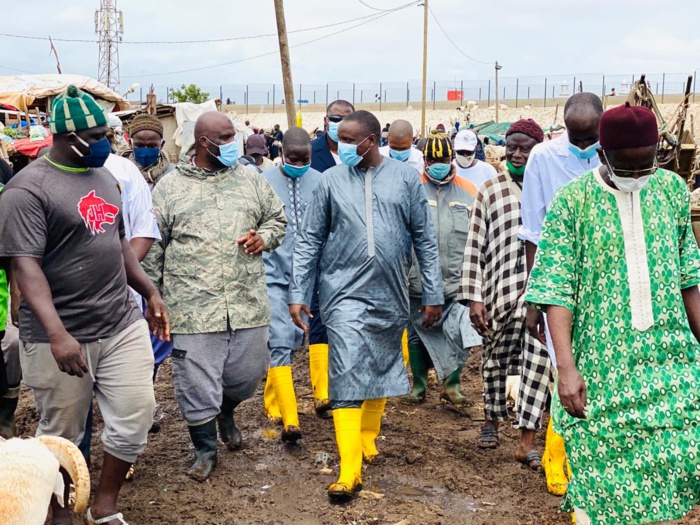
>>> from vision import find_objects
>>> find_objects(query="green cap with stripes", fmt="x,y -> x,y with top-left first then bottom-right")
50,85 -> 107,135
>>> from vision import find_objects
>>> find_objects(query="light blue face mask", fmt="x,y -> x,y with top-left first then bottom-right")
338,136 -> 371,167
206,137 -> 239,167
568,141 -> 599,160
427,162 -> 452,180
328,121 -> 340,142
390,148 -> 411,162
282,161 -> 311,179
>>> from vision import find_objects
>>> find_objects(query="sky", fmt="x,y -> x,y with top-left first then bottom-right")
1,0 -> 699,99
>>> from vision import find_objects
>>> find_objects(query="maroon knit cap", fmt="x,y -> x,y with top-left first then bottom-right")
506,119 -> 544,143
599,102 -> 658,150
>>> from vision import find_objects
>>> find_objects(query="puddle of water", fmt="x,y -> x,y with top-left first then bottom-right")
376,476 -> 479,516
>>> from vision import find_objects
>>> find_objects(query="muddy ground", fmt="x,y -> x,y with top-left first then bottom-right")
15,350 -> 700,525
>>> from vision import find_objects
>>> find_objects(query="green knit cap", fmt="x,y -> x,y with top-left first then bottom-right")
50,85 -> 107,135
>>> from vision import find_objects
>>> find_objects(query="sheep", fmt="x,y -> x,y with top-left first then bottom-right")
506,375 -> 521,406
0,435 -> 90,525
499,103 -> 509,110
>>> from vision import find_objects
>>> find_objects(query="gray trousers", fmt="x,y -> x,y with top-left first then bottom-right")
172,326 -> 269,425
20,320 -> 155,463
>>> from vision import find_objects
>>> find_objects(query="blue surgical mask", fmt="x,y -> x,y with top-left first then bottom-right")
71,134 -> 111,168
328,121 -> 340,142
427,163 -> 452,180
206,138 -> 239,167
390,148 -> 411,162
568,141 -> 599,160
283,161 -> 311,179
133,147 -> 160,167
338,136 -> 371,167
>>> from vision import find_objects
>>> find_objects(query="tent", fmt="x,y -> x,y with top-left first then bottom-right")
0,74 -> 130,114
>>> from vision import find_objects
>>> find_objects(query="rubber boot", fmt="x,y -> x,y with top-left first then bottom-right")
217,396 -> 243,451
542,418 -> 568,496
440,366 -> 466,407
309,344 -> 331,418
0,395 -> 18,439
401,329 -> 409,368
401,344 -> 431,405
361,398 -> 387,464
269,366 -> 302,443
328,408 -> 363,502
263,371 -> 282,425
187,419 -> 218,482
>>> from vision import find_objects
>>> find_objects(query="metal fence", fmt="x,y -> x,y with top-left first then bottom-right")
132,71 -> 698,111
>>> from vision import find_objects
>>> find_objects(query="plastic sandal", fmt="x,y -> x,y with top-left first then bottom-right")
86,508 -> 129,524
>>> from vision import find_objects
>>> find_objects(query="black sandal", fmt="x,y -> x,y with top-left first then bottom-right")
516,450 -> 542,472
478,426 -> 500,449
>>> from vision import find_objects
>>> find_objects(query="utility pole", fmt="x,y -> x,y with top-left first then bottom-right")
420,0 -> 429,137
494,61 -> 502,123
274,0 -> 296,129
95,0 -> 123,92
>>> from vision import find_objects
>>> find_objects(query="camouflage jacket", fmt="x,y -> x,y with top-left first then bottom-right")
144,152 -> 287,334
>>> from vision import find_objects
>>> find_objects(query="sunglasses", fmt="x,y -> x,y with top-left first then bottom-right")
327,115 -> 345,123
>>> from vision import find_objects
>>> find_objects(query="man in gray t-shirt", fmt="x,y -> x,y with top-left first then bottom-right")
0,85 -> 169,525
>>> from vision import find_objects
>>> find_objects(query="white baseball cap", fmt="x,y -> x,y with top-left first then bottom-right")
453,129 -> 478,151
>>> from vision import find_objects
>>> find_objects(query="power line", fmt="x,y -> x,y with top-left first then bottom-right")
357,0 -> 408,12
0,3 -> 420,46
122,4 -> 417,79
0,65 -> 38,74
428,6 -> 491,66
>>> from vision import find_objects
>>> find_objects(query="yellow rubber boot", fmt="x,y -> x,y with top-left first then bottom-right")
263,371 -> 282,424
361,398 -> 387,463
542,418 -> 569,496
309,344 -> 331,417
269,366 -> 302,443
328,408 -> 363,502
401,329 -> 409,367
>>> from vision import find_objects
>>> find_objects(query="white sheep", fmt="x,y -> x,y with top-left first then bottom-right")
506,375 -> 521,406
0,435 -> 90,525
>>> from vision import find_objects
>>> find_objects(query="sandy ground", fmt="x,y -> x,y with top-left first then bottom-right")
226,102 -> 700,139
13,350 -> 700,525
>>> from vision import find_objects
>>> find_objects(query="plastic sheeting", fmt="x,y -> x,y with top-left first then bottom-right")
0,74 -> 130,114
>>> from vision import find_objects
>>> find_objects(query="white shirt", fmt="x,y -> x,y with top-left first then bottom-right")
331,151 -> 341,165
453,159 -> 497,190
104,154 -> 161,304
518,131 -> 601,245
379,145 -> 425,173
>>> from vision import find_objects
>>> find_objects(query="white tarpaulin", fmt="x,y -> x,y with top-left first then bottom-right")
172,100 -> 218,154
0,74 -> 130,113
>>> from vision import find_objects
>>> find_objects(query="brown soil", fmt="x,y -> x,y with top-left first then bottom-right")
14,350 -> 700,525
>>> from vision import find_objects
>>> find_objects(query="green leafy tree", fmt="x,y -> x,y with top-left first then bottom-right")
169,84 -> 210,104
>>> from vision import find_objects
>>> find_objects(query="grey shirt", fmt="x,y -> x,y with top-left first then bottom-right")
0,158 -> 142,343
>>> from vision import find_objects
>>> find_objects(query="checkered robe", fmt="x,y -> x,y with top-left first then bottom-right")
458,172 -> 551,428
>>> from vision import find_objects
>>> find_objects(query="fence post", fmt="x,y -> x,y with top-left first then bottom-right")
479,87 -> 482,101
336,90 -> 340,100
267,92 -> 270,105
503,86 -> 506,100
245,85 -> 249,115
379,82 -> 382,111
601,75 -> 605,97
460,80 -> 463,106
573,76 -> 576,95
166,87 -> 170,103
219,86 -> 223,103
299,83 -> 302,104
139,86 -> 143,106
544,78 -> 547,108
407,82 -> 410,107
325,83 -> 329,107
515,78 -> 519,108
361,90 -> 363,104
527,86 -> 530,99
487,79 -> 491,107
661,73 -> 665,103
352,83 -> 356,106
433,80 -> 436,110
273,85 -> 276,114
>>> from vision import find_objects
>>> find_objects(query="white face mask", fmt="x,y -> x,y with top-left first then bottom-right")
455,153 -> 475,168
610,174 -> 651,193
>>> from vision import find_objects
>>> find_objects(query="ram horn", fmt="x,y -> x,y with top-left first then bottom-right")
36,435 -> 90,513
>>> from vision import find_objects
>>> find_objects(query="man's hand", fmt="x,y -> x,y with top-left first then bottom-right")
10,298 -> 18,328
50,331 -> 89,378
526,305 -> 547,345
558,366 -> 587,419
145,292 -> 171,341
420,305 -> 442,330
237,230 -> 265,255
469,301 -> 491,335
289,304 -> 312,332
